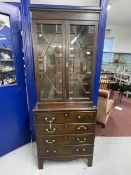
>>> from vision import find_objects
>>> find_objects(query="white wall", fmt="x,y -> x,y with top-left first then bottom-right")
0,0 -> 20,2
106,25 -> 131,53
30,0 -> 99,6
0,0 -> 100,4
0,0 -> 100,5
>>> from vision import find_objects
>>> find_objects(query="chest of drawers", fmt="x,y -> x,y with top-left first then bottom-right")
34,102 -> 96,169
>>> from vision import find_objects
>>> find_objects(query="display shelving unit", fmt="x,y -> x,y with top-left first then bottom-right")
101,52 -> 131,77
0,47 -> 16,85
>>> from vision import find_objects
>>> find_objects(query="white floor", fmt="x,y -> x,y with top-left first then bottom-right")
0,137 -> 131,175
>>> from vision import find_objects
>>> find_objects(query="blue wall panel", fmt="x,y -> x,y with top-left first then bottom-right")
0,2 -> 31,156
92,0 -> 109,105
21,0 -> 37,141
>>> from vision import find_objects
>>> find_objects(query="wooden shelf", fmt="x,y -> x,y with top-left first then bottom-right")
0,69 -> 15,73
0,59 -> 13,62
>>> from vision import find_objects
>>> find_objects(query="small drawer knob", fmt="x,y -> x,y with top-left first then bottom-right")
46,150 -> 49,153
76,149 -> 79,152
83,148 -> 86,152
65,113 -> 68,117
53,150 -> 56,153
77,116 -> 81,119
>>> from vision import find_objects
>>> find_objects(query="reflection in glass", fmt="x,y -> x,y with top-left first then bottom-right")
69,25 -> 95,99
36,24 -> 62,100
0,14 -> 16,86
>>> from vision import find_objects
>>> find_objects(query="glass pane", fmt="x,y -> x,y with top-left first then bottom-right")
103,38 -> 115,52
31,0 -> 100,7
69,25 -> 95,99
0,14 -> 16,86
36,24 -> 62,100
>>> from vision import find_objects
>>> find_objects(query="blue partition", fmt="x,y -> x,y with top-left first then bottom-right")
0,2 -> 31,156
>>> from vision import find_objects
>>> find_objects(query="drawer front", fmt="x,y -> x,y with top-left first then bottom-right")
35,123 -> 95,135
37,145 -> 93,157
36,134 -> 95,146
35,111 -> 96,124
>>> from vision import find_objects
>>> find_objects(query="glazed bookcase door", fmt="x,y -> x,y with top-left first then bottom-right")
67,21 -> 98,101
32,20 -> 98,102
32,21 -> 65,101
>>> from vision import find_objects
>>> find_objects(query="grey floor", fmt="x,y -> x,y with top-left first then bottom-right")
0,137 -> 131,175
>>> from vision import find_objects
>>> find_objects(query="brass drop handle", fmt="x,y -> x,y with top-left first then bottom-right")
77,137 -> 87,143
46,149 -> 56,153
45,128 -> 56,133
76,148 -> 86,152
44,117 -> 55,123
77,126 -> 87,131
45,139 -> 56,144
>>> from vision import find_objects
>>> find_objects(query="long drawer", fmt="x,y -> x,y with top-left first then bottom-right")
35,111 -> 96,124
35,123 -> 95,135
37,144 -> 93,157
36,133 -> 95,146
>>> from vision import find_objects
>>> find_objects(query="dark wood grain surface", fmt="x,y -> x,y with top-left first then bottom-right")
36,133 -> 95,146
34,102 -> 97,111
35,111 -> 96,124
37,144 -> 93,157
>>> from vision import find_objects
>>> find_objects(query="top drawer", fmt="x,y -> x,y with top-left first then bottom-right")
35,111 -> 96,124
